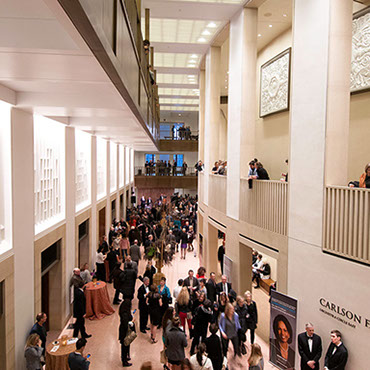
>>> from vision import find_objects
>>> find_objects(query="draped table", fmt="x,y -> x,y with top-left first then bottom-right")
45,337 -> 77,370
85,281 -> 115,320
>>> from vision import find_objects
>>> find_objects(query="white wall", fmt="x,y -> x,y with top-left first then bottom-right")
161,111 -> 199,132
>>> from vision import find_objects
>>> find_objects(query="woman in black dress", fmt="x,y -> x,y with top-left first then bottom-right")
119,299 -> 133,367
244,291 -> 258,344
146,284 -> 162,343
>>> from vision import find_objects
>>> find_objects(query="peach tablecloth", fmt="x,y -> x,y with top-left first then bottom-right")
45,337 -> 76,370
85,281 -> 115,320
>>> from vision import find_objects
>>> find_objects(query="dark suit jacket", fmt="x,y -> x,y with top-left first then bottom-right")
298,332 -> 322,370
120,268 -> 137,297
183,276 -> 199,290
30,323 -> 47,352
137,284 -> 149,310
216,282 -> 232,296
73,288 -> 86,318
324,342 -> 348,370
204,334 -> 223,370
68,352 -> 90,369
206,279 -> 217,303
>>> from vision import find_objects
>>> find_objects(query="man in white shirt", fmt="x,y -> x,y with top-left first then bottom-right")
252,254 -> 263,285
298,323 -> 322,370
137,277 -> 150,333
173,279 -> 184,301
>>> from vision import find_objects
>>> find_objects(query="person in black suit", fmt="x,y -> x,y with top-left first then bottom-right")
137,277 -> 150,333
183,269 -> 199,299
206,272 -> 217,304
298,323 -> 322,370
217,241 -> 225,274
216,275 -> 233,302
119,299 -> 134,367
324,330 -> 348,370
203,323 -> 223,370
68,338 -> 90,369
120,262 -> 137,300
73,281 -> 91,339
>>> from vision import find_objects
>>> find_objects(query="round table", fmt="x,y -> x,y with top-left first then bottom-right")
45,337 -> 76,370
85,281 -> 115,320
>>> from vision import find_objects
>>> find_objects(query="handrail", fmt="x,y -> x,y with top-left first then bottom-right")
323,185 -> 370,265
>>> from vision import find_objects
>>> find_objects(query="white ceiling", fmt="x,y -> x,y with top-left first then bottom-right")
144,0 -> 294,112
0,0 -> 157,151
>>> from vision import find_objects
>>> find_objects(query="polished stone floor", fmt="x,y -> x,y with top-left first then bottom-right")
52,242 -> 277,369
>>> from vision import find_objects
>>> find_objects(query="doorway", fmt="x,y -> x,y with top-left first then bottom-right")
111,199 -> 116,224
99,207 -> 106,243
120,194 -> 124,219
78,220 -> 89,267
41,240 -> 61,331
0,281 -> 6,369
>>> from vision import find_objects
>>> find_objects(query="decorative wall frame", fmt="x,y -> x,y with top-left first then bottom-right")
351,7 -> 370,94
259,48 -> 291,118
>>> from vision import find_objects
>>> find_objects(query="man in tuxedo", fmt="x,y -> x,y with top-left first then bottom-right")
206,272 -> 217,304
217,240 -> 225,274
68,338 -> 90,369
298,323 -> 322,370
183,269 -> 199,299
73,281 -> 91,339
137,277 -> 150,333
324,330 -> 348,370
216,275 -> 232,296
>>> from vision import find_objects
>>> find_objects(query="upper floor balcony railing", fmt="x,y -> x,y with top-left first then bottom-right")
324,185 -> 370,265
240,179 -> 288,236
209,174 -> 227,214
135,166 -> 197,177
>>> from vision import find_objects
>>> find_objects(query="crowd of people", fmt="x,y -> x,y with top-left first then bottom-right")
23,192 -> 349,370
144,160 -> 189,176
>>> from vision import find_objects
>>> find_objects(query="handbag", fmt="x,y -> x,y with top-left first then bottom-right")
186,312 -> 193,320
123,326 -> 137,346
160,349 -> 167,364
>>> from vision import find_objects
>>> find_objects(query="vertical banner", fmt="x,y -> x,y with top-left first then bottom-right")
223,255 -> 233,285
270,290 -> 297,370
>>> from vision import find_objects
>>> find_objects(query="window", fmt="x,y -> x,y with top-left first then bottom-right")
173,154 -> 184,167
159,122 -> 184,139
96,137 -> 107,200
145,154 -> 155,162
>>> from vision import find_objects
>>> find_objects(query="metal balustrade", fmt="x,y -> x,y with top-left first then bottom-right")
324,186 -> 370,264
240,179 -> 288,235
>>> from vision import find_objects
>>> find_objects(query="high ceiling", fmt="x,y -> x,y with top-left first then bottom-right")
0,0 -> 157,151
143,0 -> 293,114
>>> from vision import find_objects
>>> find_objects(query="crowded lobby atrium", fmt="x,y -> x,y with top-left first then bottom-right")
0,0 -> 369,369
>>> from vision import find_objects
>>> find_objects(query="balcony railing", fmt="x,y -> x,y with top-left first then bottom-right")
209,174 -> 227,214
324,186 -> 370,264
199,172 -> 204,203
240,179 -> 288,236
135,166 -> 196,176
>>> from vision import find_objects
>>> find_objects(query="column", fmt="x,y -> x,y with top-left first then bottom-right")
106,141 -> 111,232
226,8 -> 257,219
204,46 -> 221,205
198,69 -> 205,161
325,0 -> 352,185
64,126 -> 76,317
116,145 -> 120,220
11,108 -> 35,369
90,136 -> 97,265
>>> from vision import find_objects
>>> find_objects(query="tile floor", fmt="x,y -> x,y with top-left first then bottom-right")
50,243 -> 278,369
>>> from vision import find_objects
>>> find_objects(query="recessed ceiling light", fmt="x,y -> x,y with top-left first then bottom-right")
202,29 -> 211,36
283,14 -> 287,17
198,37 -> 207,42
188,64 -> 196,68
191,54 -> 197,58
227,71 -> 229,74
179,114 -> 181,116
258,34 -> 262,37
269,24 -> 272,28
207,22 -> 217,28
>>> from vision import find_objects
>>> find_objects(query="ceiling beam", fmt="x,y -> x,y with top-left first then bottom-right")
156,67 -> 200,75
158,83 -> 199,89
152,42 -> 209,54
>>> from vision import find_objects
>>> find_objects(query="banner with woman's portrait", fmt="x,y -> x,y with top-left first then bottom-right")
269,290 -> 298,370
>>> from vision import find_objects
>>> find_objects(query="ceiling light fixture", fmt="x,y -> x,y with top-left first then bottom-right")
283,14 -> 287,17
198,37 -> 207,42
191,54 -> 197,58
202,30 -> 211,36
258,34 -> 262,37
207,22 -> 217,28
269,24 -> 272,28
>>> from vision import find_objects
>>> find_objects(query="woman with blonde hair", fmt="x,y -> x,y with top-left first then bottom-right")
24,333 -> 43,370
219,303 -> 241,357
244,291 -> 258,344
175,287 -> 192,333
248,343 -> 264,369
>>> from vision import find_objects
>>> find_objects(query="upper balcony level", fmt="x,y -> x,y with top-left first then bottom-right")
158,122 -> 198,152
58,0 -> 160,145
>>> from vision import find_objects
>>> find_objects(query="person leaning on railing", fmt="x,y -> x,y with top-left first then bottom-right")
348,163 -> 370,188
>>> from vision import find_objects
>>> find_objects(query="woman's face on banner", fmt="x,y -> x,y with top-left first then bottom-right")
277,320 -> 290,343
